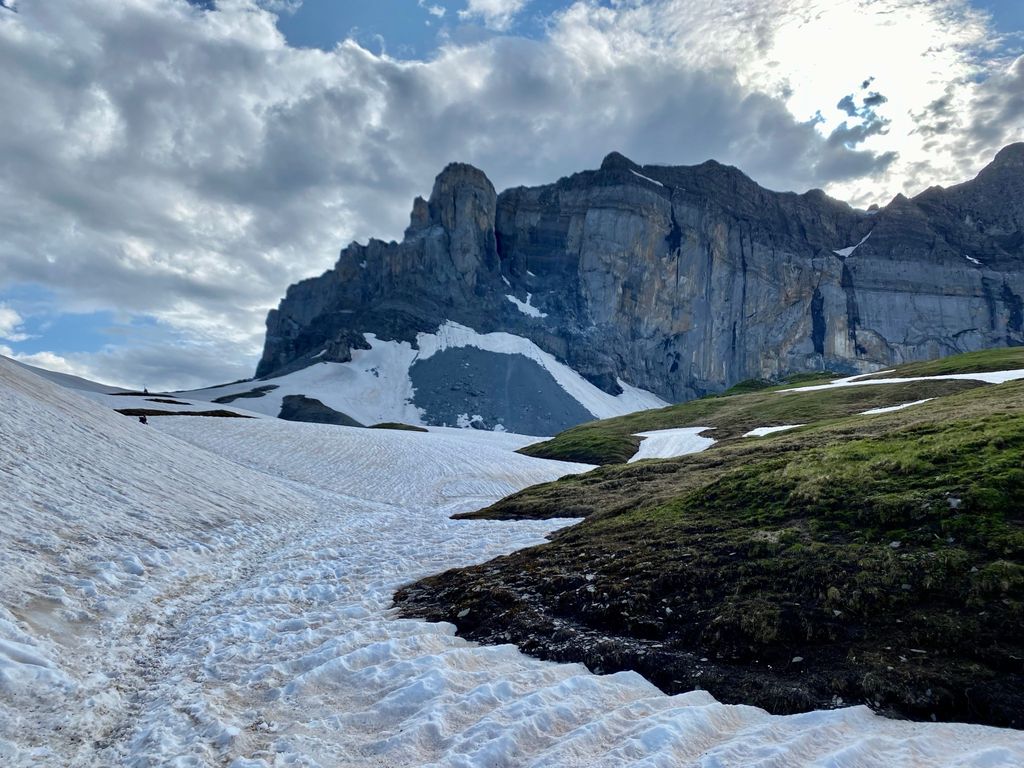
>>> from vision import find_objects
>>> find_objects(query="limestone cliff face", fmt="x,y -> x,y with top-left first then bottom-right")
258,146 -> 1024,402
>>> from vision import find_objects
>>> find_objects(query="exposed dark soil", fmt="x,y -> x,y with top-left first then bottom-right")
277,395 -> 364,427
371,422 -> 430,432
212,385 -> 279,404
116,409 -> 253,418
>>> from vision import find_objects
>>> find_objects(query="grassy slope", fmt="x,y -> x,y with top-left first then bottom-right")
862,347 -> 1024,379
397,374 -> 1024,727
520,377 -> 983,465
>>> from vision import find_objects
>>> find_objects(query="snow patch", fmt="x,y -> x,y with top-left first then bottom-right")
743,425 -> 803,437
965,254 -> 983,266
834,230 -> 872,258
778,368 -> 1024,393
505,292 -> 548,318
628,427 -> 715,462
861,398 -> 934,415
630,169 -> 665,188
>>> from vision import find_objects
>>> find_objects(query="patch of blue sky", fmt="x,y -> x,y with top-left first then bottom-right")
0,283 -> 158,355
271,0 -> 612,57
275,0 -> 453,57
973,0 -> 1024,36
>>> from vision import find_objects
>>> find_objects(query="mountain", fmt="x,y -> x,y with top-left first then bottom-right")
253,144 -> 1024,432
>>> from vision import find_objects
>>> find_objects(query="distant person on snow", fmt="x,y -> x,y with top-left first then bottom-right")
138,415 -> 148,425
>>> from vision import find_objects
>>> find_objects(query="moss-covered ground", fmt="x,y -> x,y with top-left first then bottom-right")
521,376 -> 982,465
396,369 -> 1024,727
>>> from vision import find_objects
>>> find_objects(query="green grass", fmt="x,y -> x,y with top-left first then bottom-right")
862,347 -> 1024,379
523,348 -> 1024,466
399,378 -> 1024,726
521,378 -> 982,465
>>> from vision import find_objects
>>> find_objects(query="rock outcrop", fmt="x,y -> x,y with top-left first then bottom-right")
258,146 -> 1024,404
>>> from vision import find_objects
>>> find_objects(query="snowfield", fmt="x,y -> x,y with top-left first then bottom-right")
181,321 -> 668,427
3,356 -> 1024,766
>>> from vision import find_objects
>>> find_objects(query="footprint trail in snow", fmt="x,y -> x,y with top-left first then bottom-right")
1,358 -> 1022,767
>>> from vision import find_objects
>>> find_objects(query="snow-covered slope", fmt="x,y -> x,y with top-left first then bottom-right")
7,356 -> 128,393
182,321 -> 668,434
3,357 -> 1023,766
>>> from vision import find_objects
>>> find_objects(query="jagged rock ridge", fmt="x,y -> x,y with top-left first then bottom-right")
258,145 -> 1024,407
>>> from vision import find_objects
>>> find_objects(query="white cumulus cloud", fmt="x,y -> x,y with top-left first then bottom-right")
0,305 -> 29,342
459,0 -> 529,30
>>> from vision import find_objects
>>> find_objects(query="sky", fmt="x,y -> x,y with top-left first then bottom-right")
0,0 -> 1021,390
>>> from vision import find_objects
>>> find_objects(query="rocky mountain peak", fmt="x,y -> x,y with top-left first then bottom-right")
992,142 -> 1024,169
600,151 -> 637,171
426,162 -> 498,280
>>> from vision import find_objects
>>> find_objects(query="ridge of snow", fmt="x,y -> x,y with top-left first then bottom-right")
629,169 -> 665,188
778,368 -> 1024,393
861,398 -> 934,415
505,292 -> 548,318
628,427 -> 715,462
7,356 -> 128,394
743,424 -> 804,437
834,230 -> 872,257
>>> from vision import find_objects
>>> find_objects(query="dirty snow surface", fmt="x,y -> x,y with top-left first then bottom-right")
3,358 -> 1024,767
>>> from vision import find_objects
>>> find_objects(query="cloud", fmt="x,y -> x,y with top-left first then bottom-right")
0,305 -> 30,342
458,0 -> 528,31
0,0 -> 1017,388
419,0 -> 446,19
